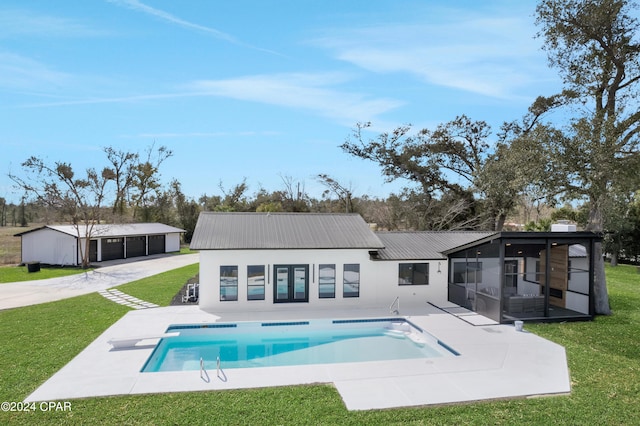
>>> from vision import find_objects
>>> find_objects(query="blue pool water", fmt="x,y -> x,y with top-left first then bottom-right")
141,318 -> 457,372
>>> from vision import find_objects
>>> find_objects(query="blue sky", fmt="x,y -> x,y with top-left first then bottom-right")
1,0 -> 562,204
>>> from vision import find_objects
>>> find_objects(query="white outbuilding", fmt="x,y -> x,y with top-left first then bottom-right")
15,223 -> 185,266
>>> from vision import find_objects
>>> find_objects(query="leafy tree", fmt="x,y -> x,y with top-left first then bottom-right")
520,0 -> 640,314
341,115 -> 517,230
170,180 -> 200,242
524,218 -> 552,231
316,174 -> 354,213
603,190 -> 640,265
216,179 -> 250,212
255,201 -> 283,212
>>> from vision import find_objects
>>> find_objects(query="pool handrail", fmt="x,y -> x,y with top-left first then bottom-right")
200,357 -> 210,382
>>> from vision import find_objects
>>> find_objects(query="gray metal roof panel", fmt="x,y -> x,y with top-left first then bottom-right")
190,212 -> 384,250
43,223 -> 184,238
375,231 -> 496,260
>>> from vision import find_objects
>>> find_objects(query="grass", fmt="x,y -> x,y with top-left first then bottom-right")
0,245 -> 194,284
0,264 -> 638,425
0,265 -> 94,284
117,263 -> 198,306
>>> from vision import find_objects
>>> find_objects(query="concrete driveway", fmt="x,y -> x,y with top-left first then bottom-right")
0,254 -> 199,311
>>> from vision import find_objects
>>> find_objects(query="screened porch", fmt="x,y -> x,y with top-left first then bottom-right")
446,232 -> 600,324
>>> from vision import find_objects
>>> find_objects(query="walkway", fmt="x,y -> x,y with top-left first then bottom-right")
98,289 -> 159,309
0,253 -> 198,310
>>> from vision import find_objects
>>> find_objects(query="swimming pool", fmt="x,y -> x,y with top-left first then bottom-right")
141,318 -> 458,372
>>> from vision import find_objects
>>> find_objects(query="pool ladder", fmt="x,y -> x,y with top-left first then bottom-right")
390,296 -> 400,315
201,356 -> 227,383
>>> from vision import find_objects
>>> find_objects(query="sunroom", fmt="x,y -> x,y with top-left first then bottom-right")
445,231 -> 601,323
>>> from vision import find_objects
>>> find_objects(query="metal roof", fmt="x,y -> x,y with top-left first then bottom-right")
15,223 -> 185,238
189,212 -> 385,250
375,231 -> 497,260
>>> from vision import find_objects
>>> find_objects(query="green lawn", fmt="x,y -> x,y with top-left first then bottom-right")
0,264 -> 638,425
117,263 -> 198,306
0,249 -> 195,284
0,265 -> 93,283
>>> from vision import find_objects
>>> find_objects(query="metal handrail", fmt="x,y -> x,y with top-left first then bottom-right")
390,296 -> 400,315
216,356 -> 228,382
200,357 -> 210,382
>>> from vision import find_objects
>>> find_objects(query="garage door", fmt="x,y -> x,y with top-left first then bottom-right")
126,236 -> 146,258
101,238 -> 124,261
148,235 -> 165,255
89,240 -> 98,263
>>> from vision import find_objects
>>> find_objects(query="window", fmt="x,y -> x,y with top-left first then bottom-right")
399,263 -> 429,285
319,264 -> 335,298
220,265 -> 238,301
453,262 -> 483,284
504,260 -> 518,289
343,264 -> 360,297
247,265 -> 265,300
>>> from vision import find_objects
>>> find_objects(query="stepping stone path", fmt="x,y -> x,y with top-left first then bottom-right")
98,289 -> 159,309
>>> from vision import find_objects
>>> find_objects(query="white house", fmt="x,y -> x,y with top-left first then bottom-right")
191,212 -> 601,323
15,223 -> 185,266
191,212 -> 492,314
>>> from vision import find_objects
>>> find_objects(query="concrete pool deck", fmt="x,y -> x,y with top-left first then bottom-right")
25,304 -> 571,411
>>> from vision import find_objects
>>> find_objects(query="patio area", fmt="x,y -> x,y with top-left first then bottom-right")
25,303 -> 571,411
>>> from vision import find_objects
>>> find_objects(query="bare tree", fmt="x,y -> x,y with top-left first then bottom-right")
104,147 -> 138,217
9,157 -> 115,268
131,143 -> 173,219
278,175 -> 309,212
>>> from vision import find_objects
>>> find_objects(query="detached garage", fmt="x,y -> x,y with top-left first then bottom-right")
15,223 -> 185,266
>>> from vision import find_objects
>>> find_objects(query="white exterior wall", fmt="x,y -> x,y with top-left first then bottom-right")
21,229 -> 77,266
198,248 -> 448,313
166,233 -> 181,252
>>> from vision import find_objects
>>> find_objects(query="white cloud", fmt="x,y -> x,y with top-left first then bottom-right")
17,72 -> 401,124
0,51 -> 72,91
185,72 -> 404,124
107,0 -> 235,41
310,10 -> 554,100
106,0 -> 281,55
0,8 -> 108,38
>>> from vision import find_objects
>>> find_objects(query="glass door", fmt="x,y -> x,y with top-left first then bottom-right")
273,265 -> 308,303
275,266 -> 290,301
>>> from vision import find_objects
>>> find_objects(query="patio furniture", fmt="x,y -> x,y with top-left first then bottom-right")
505,295 -> 544,315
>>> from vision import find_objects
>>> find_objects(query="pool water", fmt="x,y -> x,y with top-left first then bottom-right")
141,318 -> 457,372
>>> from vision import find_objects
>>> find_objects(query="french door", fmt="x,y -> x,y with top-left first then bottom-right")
274,264 -> 309,303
